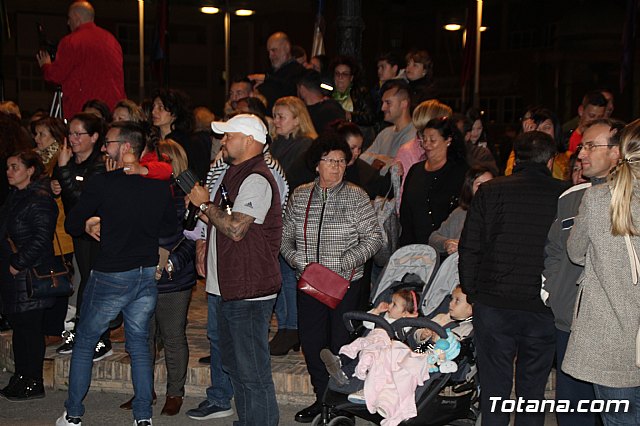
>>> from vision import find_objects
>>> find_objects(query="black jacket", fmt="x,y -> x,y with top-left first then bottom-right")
53,149 -> 106,215
399,160 -> 468,246
156,182 -> 196,294
0,179 -> 58,314
260,59 -> 306,110
458,162 -> 569,312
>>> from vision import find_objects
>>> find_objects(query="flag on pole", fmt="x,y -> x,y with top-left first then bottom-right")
311,0 -> 325,57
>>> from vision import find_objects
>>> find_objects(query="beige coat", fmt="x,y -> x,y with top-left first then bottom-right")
563,184 -> 640,387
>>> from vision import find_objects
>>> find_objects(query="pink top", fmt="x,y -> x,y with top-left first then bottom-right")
394,137 -> 425,210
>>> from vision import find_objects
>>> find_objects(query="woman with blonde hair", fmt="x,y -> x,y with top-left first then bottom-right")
563,119 -> 640,425
269,96 -> 317,356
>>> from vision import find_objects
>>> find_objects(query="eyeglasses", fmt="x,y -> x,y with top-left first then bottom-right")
69,131 -> 89,138
334,71 -> 352,79
320,157 -> 347,167
577,142 -> 616,152
104,139 -> 124,145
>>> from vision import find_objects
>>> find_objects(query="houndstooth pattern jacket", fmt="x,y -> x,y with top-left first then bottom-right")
281,179 -> 383,281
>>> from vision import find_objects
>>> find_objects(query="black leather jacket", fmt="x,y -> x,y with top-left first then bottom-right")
0,178 -> 58,314
53,149 -> 106,215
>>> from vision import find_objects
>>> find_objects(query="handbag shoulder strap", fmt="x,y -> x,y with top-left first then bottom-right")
625,234 -> 640,285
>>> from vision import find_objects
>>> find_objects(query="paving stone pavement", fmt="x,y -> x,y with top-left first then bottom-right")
0,282 -> 559,425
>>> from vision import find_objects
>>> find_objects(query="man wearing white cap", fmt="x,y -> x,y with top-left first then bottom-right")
188,114 -> 282,425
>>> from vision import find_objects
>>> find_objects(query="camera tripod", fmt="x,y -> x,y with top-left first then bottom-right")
50,85 -> 63,120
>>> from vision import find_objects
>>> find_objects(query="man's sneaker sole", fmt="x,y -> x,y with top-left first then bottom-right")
186,407 -> 234,420
57,346 -> 73,355
93,349 -> 113,362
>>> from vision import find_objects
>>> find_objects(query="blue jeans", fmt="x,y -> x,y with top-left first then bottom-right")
593,384 -> 640,426
219,298 -> 278,426
65,267 -> 157,421
555,329 -> 597,426
274,255 -> 297,330
205,294 -> 233,409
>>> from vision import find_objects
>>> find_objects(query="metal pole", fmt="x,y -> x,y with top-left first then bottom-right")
473,0 -> 482,109
224,8 -> 230,95
138,0 -> 144,102
461,28 -> 467,109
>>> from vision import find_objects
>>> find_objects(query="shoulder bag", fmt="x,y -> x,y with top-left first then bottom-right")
9,233 -> 73,299
297,188 -> 353,309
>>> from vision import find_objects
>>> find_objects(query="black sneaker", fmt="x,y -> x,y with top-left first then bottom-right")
93,339 -> 113,362
134,419 -> 152,426
186,400 -> 234,420
57,331 -> 75,355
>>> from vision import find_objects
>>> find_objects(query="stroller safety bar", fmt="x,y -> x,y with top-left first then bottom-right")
392,317 -> 448,339
342,311 -> 395,338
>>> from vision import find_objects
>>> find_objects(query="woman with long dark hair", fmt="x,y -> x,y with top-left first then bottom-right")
0,151 -> 57,400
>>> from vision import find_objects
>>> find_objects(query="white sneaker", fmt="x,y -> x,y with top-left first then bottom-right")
56,411 -> 82,425
347,389 -> 366,404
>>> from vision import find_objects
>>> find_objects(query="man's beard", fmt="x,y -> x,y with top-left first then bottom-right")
222,151 -> 234,165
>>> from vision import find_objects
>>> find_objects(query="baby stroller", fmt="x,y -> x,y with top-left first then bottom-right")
370,244 -> 440,308
312,250 -> 478,426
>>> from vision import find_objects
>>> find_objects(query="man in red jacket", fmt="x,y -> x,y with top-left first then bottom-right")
36,1 -> 125,120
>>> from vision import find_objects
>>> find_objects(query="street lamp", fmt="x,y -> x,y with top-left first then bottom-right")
443,0 -> 485,109
200,2 -> 255,95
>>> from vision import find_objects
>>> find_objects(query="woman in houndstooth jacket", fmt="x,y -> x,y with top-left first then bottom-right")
281,132 -> 383,423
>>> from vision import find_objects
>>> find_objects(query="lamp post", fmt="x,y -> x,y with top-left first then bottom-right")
444,0 -> 485,110
200,2 -> 254,96
138,0 -> 144,102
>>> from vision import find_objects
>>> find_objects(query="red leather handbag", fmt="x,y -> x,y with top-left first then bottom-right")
298,263 -> 351,309
296,189 -> 354,309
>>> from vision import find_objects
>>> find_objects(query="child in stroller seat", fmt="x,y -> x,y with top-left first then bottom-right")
320,286 -> 474,426
414,285 -> 473,347
320,288 -> 420,388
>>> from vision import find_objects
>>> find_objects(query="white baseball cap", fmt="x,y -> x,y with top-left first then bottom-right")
211,114 -> 267,144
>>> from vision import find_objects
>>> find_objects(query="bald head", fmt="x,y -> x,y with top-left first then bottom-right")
68,1 -> 95,31
267,32 -> 292,70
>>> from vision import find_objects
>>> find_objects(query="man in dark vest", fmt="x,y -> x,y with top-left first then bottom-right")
188,114 -> 282,426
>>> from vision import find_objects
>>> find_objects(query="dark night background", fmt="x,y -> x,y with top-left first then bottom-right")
0,0 -> 635,128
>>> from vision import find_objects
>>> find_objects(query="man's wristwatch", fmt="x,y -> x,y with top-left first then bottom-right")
199,202 -> 212,213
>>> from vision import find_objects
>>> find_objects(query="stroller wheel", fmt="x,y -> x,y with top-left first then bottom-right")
327,416 -> 355,426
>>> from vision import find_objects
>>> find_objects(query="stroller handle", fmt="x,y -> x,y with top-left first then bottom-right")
342,311 -> 395,338
391,317 -> 448,339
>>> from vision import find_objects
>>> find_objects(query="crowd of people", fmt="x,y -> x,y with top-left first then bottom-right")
0,1 -> 639,426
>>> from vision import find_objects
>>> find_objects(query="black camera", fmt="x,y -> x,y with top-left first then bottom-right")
37,23 -> 57,61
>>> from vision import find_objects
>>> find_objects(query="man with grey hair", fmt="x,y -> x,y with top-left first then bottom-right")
248,32 -> 305,109
459,131 -> 569,426
36,1 -> 125,119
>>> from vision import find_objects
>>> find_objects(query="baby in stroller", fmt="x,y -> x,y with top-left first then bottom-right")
320,286 -> 474,426
320,288 -> 420,388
